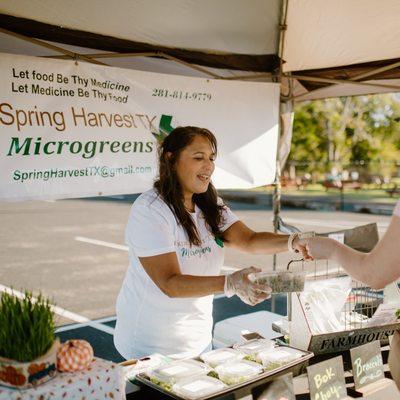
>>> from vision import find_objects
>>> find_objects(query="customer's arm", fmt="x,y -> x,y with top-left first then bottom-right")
299,214 -> 400,289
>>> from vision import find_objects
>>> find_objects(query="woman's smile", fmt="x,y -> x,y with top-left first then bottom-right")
175,135 -> 216,196
197,174 -> 210,182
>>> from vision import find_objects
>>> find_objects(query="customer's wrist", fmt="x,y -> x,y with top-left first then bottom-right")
328,238 -> 341,260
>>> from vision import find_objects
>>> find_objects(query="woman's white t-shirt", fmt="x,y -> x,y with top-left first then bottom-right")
114,188 -> 239,359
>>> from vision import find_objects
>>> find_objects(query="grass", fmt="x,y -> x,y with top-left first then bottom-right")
282,186 -> 398,203
0,290 -> 55,362
245,184 -> 399,204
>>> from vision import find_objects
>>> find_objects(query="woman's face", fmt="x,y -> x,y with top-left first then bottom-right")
173,135 -> 216,197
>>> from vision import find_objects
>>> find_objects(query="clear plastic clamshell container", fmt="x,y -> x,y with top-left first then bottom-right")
200,348 -> 244,368
172,376 -> 227,399
248,270 -> 306,293
147,359 -> 210,390
258,347 -> 305,371
233,339 -> 275,362
215,359 -> 263,385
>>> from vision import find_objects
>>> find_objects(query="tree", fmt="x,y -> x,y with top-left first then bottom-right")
288,93 -> 400,181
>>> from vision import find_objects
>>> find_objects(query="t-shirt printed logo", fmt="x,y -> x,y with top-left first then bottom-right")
180,246 -> 211,258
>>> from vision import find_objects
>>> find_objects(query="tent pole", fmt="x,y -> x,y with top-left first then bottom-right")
290,74 -> 400,91
157,52 -> 223,78
0,27 -> 107,66
42,52 -> 158,60
272,152 -> 282,246
271,0 -> 290,313
351,60 -> 400,81
44,49 -> 223,79
273,0 -> 289,261
221,73 -> 272,81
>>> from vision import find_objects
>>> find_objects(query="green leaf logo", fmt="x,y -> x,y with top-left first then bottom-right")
152,115 -> 175,142
215,236 -> 224,248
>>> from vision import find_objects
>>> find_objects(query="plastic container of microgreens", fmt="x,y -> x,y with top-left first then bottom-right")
172,375 -> 227,399
200,348 -> 245,368
248,270 -> 307,294
233,339 -> 275,362
147,359 -> 211,391
215,359 -> 263,385
258,347 -> 305,371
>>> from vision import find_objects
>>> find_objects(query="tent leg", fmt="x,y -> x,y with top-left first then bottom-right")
271,96 -> 294,314
271,97 -> 284,312
272,159 -> 281,270
271,158 -> 282,314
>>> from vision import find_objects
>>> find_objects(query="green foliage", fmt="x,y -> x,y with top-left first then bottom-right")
289,94 -> 400,178
0,290 -> 55,362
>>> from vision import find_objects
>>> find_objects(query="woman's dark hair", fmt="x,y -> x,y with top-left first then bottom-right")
154,126 -> 225,246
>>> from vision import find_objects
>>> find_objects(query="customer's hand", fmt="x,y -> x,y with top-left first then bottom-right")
297,237 -> 337,260
224,267 -> 272,306
292,238 -> 313,260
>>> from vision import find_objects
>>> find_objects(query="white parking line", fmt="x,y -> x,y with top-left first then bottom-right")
55,315 -> 118,333
75,236 -> 129,251
0,285 -> 115,335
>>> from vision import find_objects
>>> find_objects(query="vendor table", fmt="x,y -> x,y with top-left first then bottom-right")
124,346 -> 396,399
0,358 -> 125,400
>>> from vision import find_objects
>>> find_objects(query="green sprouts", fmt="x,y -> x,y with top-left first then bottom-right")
0,290 -> 55,362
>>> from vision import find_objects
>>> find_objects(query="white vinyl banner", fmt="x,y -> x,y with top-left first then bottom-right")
0,53 -> 279,201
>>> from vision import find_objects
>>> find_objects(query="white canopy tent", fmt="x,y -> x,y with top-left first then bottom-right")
1,0 -> 400,98
0,0 -> 399,232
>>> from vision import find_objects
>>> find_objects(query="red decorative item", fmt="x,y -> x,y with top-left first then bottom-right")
57,340 -> 93,372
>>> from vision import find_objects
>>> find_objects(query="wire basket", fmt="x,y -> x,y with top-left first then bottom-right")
287,258 -> 400,355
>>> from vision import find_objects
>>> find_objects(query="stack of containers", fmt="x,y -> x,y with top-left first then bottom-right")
147,359 -> 210,391
233,339 -> 275,362
257,347 -> 305,371
200,348 -> 245,368
172,376 -> 227,399
145,339 -> 309,398
214,359 -> 263,385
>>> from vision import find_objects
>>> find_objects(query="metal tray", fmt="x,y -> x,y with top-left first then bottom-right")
134,344 -> 314,400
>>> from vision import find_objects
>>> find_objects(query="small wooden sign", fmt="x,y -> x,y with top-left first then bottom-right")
307,356 -> 348,400
350,340 -> 384,390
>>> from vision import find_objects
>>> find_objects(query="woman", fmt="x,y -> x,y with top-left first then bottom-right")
298,201 -> 400,290
114,126 -> 308,359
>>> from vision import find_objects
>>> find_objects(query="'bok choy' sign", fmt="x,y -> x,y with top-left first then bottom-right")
307,356 -> 347,400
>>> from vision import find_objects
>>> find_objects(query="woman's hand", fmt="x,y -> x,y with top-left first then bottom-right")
297,236 -> 337,260
224,267 -> 272,306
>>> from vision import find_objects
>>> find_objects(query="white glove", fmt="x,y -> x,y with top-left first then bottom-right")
224,267 -> 272,306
